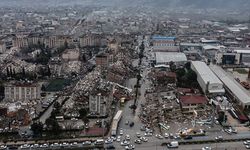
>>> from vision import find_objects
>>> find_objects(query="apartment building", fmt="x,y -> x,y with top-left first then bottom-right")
4,82 -> 41,101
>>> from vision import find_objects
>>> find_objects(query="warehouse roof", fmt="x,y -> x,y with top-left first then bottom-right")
152,36 -> 176,40
210,65 -> 250,105
180,95 -> 207,105
191,61 -> 223,85
155,52 -> 187,64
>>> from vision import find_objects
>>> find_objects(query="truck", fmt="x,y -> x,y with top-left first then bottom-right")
167,141 -> 179,148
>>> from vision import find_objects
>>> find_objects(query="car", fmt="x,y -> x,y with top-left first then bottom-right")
155,134 -> 163,139
129,122 -> 134,127
169,133 -> 174,139
246,145 -> 250,149
106,145 -> 115,149
140,137 -> 148,142
30,144 -> 39,148
70,142 -> 78,147
85,141 -> 91,145
20,144 -> 30,149
39,144 -> 49,148
61,142 -> 69,147
244,140 -> 250,145
125,134 -> 130,140
51,143 -> 60,147
136,132 -> 141,138
215,136 -> 223,141
144,132 -> 153,137
184,135 -> 192,140
125,144 -> 135,150
164,133 -> 169,138
105,138 -> 113,144
129,144 -> 135,149
0,145 -> 7,150
202,146 -> 212,150
224,128 -> 232,134
116,136 -> 121,142
121,140 -> 129,146
120,129 -> 124,135
111,136 -> 116,141
134,139 -> 142,144
125,121 -> 129,125
140,126 -> 146,131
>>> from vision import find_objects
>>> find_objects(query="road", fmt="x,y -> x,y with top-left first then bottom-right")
110,35 -> 250,150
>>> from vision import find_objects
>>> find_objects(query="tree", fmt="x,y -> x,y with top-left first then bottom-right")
184,62 -> 191,70
6,67 -> 10,77
169,61 -> 176,72
176,68 -> 186,79
64,41 -> 68,49
31,122 -> 43,137
45,118 -> 60,134
12,68 -> 16,77
9,66 -> 13,77
41,84 -> 46,91
22,67 -> 26,77
79,108 -> 88,119
47,66 -> 51,77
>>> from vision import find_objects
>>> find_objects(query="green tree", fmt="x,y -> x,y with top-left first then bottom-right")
45,118 -> 60,134
41,84 -> 46,91
79,108 -> 88,119
6,67 -> 10,77
47,66 -> 51,77
22,67 -> 26,78
31,122 -> 43,137
169,61 -> 176,72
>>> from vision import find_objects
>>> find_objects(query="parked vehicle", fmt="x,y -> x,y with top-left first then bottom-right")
167,141 -> 179,148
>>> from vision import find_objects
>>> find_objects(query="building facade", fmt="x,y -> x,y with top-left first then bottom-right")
4,82 -> 41,101
152,36 -> 179,52
89,92 -> 112,117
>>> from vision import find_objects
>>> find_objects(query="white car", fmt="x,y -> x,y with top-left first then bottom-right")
120,129 -> 124,135
125,144 -> 135,150
136,132 -> 141,138
30,144 -> 39,148
144,132 -> 153,137
244,140 -> 250,145
0,145 -> 7,149
39,144 -> 49,148
215,136 -> 223,141
70,142 -> 78,147
51,143 -> 60,147
202,146 -> 212,150
164,133 -> 169,138
61,142 -> 69,147
155,134 -> 163,139
125,134 -> 130,140
134,139 -> 142,144
121,140 -> 129,146
140,137 -> 148,142
20,144 -> 30,149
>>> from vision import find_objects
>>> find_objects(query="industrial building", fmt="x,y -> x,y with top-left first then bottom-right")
155,52 -> 187,65
152,36 -> 179,52
210,65 -> 250,109
191,61 -> 225,95
233,49 -> 250,64
215,52 -> 241,65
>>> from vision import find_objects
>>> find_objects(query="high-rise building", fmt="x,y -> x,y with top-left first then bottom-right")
4,82 -> 41,101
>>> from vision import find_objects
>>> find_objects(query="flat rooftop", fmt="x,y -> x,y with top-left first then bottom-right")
155,52 -> 187,64
210,65 -> 250,105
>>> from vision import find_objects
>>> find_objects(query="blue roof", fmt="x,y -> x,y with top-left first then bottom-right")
152,36 -> 176,40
